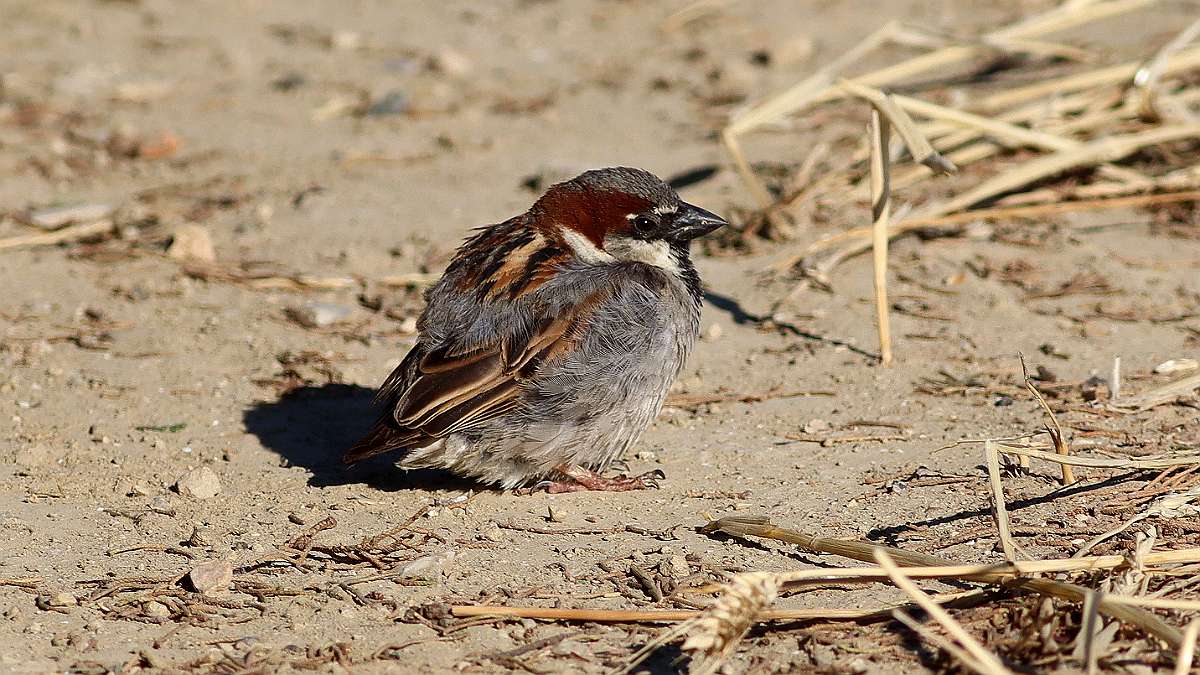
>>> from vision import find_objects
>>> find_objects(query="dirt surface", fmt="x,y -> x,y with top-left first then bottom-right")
2,1 -> 1199,673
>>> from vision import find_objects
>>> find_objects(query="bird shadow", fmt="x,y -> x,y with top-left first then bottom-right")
704,290 -> 879,360
241,383 -> 475,492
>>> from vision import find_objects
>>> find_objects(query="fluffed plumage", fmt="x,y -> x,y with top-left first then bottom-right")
345,167 -> 726,490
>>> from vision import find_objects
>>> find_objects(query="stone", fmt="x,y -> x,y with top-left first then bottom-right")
174,466 -> 221,499
433,48 -> 474,77
365,90 -> 409,117
26,203 -> 114,231
482,524 -> 504,542
166,225 -> 215,263
803,418 -> 831,434
187,560 -> 234,594
143,601 -> 171,619
399,549 -> 456,580
286,302 -> 353,328
48,592 -> 77,607
1155,358 -> 1198,375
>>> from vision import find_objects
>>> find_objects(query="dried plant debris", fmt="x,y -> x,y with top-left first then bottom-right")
718,1 -> 1200,285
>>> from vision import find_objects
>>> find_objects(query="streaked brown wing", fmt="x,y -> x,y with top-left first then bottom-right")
342,309 -> 578,464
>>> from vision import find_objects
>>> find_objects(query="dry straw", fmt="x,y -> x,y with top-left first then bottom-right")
875,549 -> 1013,675
723,0 -> 1200,297
680,572 -> 779,675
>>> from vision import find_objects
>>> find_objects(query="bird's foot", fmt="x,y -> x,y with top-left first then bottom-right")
524,465 -> 665,494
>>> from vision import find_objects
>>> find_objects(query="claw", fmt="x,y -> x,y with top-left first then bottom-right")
512,465 -> 667,494
513,480 -> 555,496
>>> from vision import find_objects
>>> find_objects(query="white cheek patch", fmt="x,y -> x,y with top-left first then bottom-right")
603,236 -> 680,274
561,228 -> 615,263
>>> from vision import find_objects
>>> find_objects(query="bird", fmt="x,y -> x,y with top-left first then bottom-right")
344,167 -> 726,492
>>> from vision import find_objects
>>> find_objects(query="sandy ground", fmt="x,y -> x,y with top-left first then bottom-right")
2,1 -> 1199,673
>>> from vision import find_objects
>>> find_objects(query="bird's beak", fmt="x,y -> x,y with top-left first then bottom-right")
669,202 -> 728,243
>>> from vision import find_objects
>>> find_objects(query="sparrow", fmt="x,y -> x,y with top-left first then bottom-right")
344,167 -> 726,492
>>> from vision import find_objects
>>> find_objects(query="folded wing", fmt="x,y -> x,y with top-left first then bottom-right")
342,304 -> 584,464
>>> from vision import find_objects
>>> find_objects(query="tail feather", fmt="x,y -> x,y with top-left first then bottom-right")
343,420 -> 436,465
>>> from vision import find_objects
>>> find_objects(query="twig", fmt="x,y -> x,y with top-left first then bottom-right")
497,522 -> 665,537
0,578 -> 43,589
1021,355 -> 1075,485
839,80 -> 957,174
976,44 -> 1200,112
990,443 -> 1200,469
985,441 -> 1020,563
0,219 -> 115,252
107,545 -> 196,560
723,0 -> 1165,207
791,190 -> 1200,272
783,432 -> 909,445
664,389 -> 835,409
915,125 -> 1200,222
1133,18 -> 1200,120
702,516 -> 1187,647
875,550 -> 1013,675
451,605 -> 870,622
629,565 -> 663,602
1080,590 -> 1104,675
1109,373 -> 1200,412
800,126 -> 1200,279
1175,620 -> 1200,675
869,108 -> 894,366
893,610 -> 990,673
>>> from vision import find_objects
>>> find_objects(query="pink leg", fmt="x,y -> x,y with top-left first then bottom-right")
526,465 -> 665,494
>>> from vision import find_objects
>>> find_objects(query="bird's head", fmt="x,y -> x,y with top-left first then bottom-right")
533,167 -> 727,272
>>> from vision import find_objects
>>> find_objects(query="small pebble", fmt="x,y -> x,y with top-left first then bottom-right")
366,90 -> 409,117
48,592 -> 77,607
803,418 -> 831,434
174,466 -> 222,499
1154,358 -> 1198,375
187,560 -> 234,594
166,225 -> 215,263
27,203 -> 113,230
331,30 -> 361,51
399,550 -> 457,580
143,601 -> 171,619
433,48 -> 474,77
185,526 -> 210,548
482,524 -> 504,542
286,302 -> 353,328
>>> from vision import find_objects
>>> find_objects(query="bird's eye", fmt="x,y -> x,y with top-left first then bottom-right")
633,215 -> 657,233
